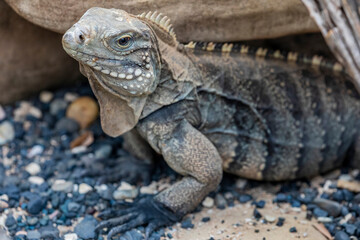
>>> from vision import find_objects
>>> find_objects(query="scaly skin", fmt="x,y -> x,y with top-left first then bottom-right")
62,7 -> 360,239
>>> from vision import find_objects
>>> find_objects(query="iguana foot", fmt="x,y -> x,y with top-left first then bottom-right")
96,196 -> 181,239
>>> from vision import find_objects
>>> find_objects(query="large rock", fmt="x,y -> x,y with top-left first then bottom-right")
0,0 -> 81,104
5,0 -> 319,42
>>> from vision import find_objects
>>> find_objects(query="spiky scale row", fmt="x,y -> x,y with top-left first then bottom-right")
138,11 -> 177,41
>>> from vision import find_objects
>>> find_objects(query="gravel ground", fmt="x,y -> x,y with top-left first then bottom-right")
0,83 -> 360,240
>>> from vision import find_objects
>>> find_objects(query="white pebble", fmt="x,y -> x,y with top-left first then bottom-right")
0,105 -> 5,121
39,91 -> 53,103
64,233 -> 78,240
202,197 -> 214,208
0,121 -> 15,145
25,162 -> 41,175
134,69 -> 142,76
27,145 -> 44,158
78,183 -> 93,194
28,176 -> 45,185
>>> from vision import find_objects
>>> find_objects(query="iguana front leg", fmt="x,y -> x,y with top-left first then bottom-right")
96,119 -> 223,239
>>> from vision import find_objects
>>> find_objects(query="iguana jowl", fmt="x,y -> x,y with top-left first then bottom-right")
62,7 -> 360,238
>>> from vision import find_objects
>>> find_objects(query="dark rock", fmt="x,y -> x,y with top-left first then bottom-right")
215,194 -> 227,209
276,217 -> 285,227
238,194 -> 252,203
353,193 -> 360,204
253,208 -> 262,219
119,229 -> 144,240
342,190 -> 354,202
343,223 -> 357,236
27,195 -> 46,215
181,217 -> 194,229
334,231 -> 350,240
26,216 -> 38,226
313,207 -> 329,218
313,198 -> 342,217
39,226 -> 59,239
67,201 -> 81,212
332,190 -> 344,202
289,227 -> 297,233
202,217 -> 211,222
254,200 -> 265,208
55,117 -> 79,133
5,215 -> 16,227
74,215 -> 98,239
274,193 -> 287,203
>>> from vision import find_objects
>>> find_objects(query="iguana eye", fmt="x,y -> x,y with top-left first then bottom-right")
117,34 -> 133,48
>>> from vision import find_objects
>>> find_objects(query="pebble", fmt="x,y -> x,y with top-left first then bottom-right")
55,117 -> 80,133
181,217 -> 194,229
52,180 -> 74,193
39,91 -> 54,103
25,162 -> 41,175
119,229 -> 143,240
94,144 -> 112,159
39,226 -> 59,239
5,215 -> 16,227
202,217 -> 211,223
27,145 -> 44,158
27,230 -> 41,240
238,194 -> 252,203
313,197 -> 342,217
14,102 -> 42,121
202,197 -> 214,208
28,176 -> 45,185
50,99 -> 68,116
334,231 -> 350,240
66,96 -> 99,129
74,215 -> 98,239
27,195 -> 46,215
0,105 -> 5,121
113,188 -> 138,200
276,217 -> 285,227
337,179 -> 360,193
64,92 -> 79,102
78,183 -> 93,194
313,207 -> 329,218
264,215 -> 276,223
140,182 -> 157,195
215,194 -> 227,209
317,217 -> 333,223
64,233 -> 78,240
289,227 -> 297,233
0,121 -> 15,145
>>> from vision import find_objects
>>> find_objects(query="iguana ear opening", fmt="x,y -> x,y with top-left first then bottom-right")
80,64 -> 147,137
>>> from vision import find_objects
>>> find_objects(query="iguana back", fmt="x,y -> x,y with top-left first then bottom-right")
185,43 -> 360,180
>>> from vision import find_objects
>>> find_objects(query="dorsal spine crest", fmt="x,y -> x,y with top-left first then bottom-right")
138,11 -> 177,42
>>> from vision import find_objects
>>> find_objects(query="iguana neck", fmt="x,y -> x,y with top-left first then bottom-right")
140,39 -> 201,119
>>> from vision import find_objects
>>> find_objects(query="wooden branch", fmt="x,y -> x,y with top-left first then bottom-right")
302,0 -> 360,90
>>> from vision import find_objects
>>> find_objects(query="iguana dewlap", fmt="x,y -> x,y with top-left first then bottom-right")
62,7 -> 360,239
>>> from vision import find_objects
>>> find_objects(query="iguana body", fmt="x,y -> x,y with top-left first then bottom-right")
62,8 -> 360,238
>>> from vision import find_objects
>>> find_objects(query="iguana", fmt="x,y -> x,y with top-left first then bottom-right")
62,7 -> 360,239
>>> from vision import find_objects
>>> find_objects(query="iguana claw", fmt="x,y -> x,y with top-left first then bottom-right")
96,196 -> 181,239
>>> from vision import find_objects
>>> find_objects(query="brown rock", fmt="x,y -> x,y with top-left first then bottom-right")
0,0 -> 81,104
337,179 -> 360,193
5,0 -> 318,42
66,96 -> 99,129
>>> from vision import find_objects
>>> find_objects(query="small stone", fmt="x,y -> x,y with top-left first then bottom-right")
27,217 -> 39,226
202,217 -> 211,223
238,194 -> 252,203
181,217 -> 194,229
265,215 -> 276,223
0,105 -> 5,121
202,197 -> 214,208
68,202 -> 81,212
334,231 -> 350,240
52,180 -> 74,193
25,162 -> 41,175
39,226 -> 59,239
27,145 -> 44,158
5,215 -> 16,227
27,195 -> 46,215
119,229 -> 144,240
64,233 -> 78,240
79,183 -> 93,194
253,208 -> 262,219
253,200 -> 266,208
215,194 -> 227,209
94,144 -> 112,159
113,188 -> 138,200
50,99 -> 68,115
28,176 -> 45,185
343,223 -> 356,235
289,227 -> 297,233
64,92 -> 79,102
140,182 -> 157,195
74,215 -> 98,239
66,96 -> 99,129
313,207 -> 329,218
276,217 -> 285,227
27,230 -> 41,240
14,102 -> 41,121
313,197 -> 342,217
337,179 -> 360,193
317,217 -> 333,223
55,117 -> 80,133
0,121 -> 15,145
235,179 -> 247,189
39,91 -> 54,103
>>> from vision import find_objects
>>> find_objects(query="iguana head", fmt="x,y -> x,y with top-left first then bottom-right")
62,7 -> 179,136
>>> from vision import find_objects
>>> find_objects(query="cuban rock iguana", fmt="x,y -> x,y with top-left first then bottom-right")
62,7 -> 360,239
